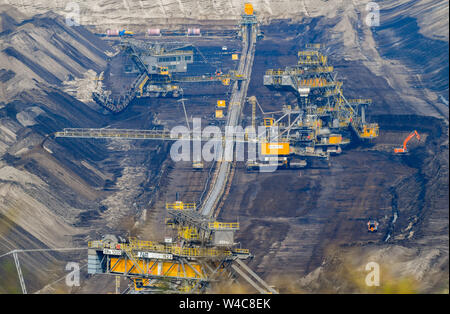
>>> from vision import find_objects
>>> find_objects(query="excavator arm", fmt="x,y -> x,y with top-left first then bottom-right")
394,130 -> 420,153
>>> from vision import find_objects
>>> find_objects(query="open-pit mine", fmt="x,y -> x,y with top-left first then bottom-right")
0,0 -> 448,296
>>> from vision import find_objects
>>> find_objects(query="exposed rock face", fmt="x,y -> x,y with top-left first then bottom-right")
4,0 -> 448,40
0,5 -> 104,293
0,5 -> 169,293
0,5 -> 111,103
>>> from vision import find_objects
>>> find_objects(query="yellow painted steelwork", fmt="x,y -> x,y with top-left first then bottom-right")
298,50 -> 319,57
133,278 -> 148,291
358,123 -> 379,139
233,248 -> 250,254
265,69 -> 284,76
217,100 -> 226,107
263,117 -> 274,127
92,238 -> 231,257
208,222 -> 240,229
166,201 -> 196,210
232,54 -> 239,60
178,226 -> 199,240
305,43 -> 322,49
138,75 -> 149,96
158,66 -> 169,75
165,217 -> 174,227
298,77 -> 332,88
261,143 -> 290,155
244,3 -> 254,15
110,258 -> 204,279
216,110 -> 224,118
308,66 -> 334,73
297,52 -> 328,66
328,135 -> 342,144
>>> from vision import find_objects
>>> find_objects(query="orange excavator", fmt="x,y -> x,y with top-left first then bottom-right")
394,130 -> 421,154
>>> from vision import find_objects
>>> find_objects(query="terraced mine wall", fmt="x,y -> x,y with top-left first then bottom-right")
0,2 -> 448,293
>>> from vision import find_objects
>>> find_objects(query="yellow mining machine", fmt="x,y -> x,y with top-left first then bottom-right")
250,44 -> 380,168
263,44 -> 379,142
87,201 -> 276,294
244,96 -> 341,171
93,40 -> 244,114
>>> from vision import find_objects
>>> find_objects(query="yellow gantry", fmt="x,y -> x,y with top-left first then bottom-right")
89,238 -> 232,258
111,257 -> 205,279
208,222 -> 240,230
166,201 -> 196,210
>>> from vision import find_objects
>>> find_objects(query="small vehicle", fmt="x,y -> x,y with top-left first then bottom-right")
367,220 -> 379,232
